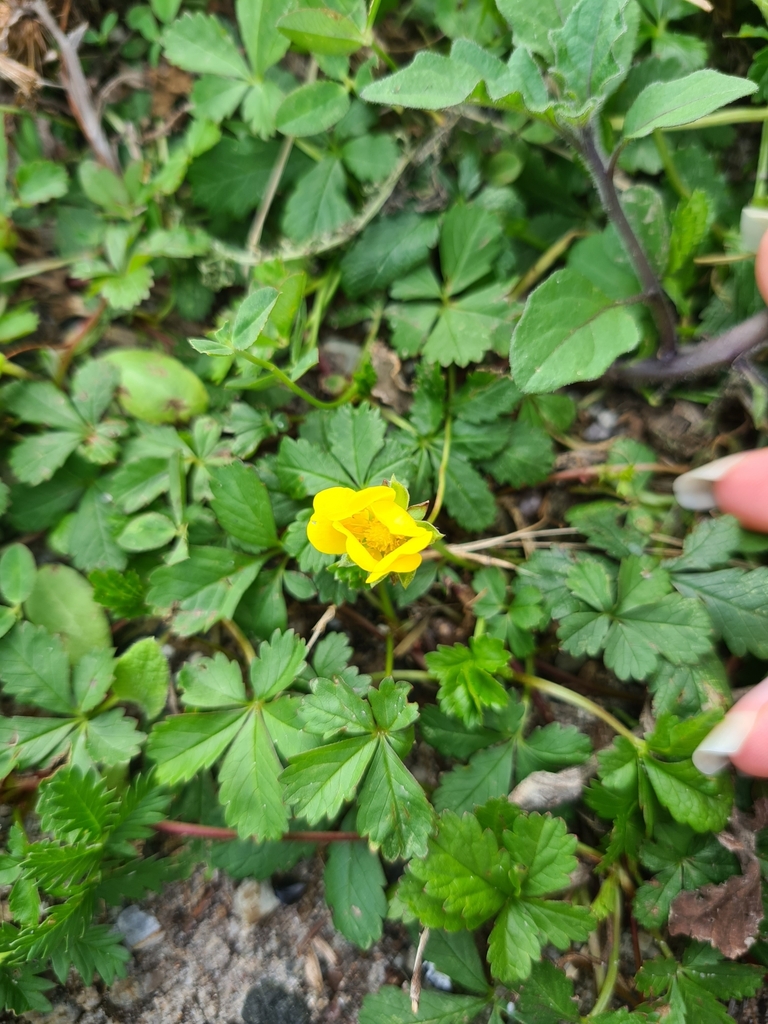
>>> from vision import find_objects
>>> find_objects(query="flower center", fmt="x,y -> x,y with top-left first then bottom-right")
343,512 -> 404,559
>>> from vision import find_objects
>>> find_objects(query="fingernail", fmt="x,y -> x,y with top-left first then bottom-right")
674,453 -> 750,511
692,711 -> 755,775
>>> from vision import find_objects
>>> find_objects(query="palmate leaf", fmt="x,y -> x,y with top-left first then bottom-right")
218,710 -> 288,840
282,735 -> 377,823
400,809 -> 593,985
425,636 -> 510,728
0,622 -> 74,714
209,461 -> 278,551
146,709 -> 247,784
356,739 -> 434,860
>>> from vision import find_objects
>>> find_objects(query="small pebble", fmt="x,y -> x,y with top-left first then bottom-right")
424,962 -> 452,992
273,879 -> 306,905
583,408 -> 619,442
233,879 -> 281,924
115,906 -> 163,949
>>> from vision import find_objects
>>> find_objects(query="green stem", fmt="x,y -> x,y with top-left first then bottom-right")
754,119 -> 768,206
377,580 -> 400,627
366,0 -> 384,30
385,632 -> 394,676
241,353 -> 356,410
591,880 -> 622,1016
371,41 -> 397,71
653,130 -> 690,201
512,672 -> 641,745
380,407 -> 418,435
371,669 -> 434,682
222,618 -> 256,664
429,368 -> 454,524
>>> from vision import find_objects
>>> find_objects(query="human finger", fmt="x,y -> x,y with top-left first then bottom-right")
693,677 -> 768,776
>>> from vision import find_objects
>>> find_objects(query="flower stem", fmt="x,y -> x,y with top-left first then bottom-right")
153,821 -> 362,843
591,878 -> 622,1016
512,671 -> 641,745
241,352 -> 357,410
429,368 -> 454,524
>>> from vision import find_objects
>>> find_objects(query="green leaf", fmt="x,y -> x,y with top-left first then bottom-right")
504,812 -> 577,896
218,710 -> 288,839
649,656 -> 730,717
326,404 -> 386,487
282,734 -> 377,823
633,822 -> 737,929
250,628 -> 307,699
495,0 -> 578,61
162,12 -> 251,79
0,543 -> 36,605
277,436 -> 353,495
668,189 -> 711,275
440,203 -> 504,297
112,638 -> 169,719
300,676 -> 375,738
516,960 -> 580,1024
278,7 -> 365,55
100,262 -> 154,312
5,380 -> 83,430
102,349 -> 208,425
192,75 -> 249,122
510,269 -> 641,393
551,0 -> 637,116
147,547 -> 264,635
359,988 -> 489,1024
236,0 -> 292,76
69,486 -> 127,574
486,421 -> 554,488
37,765 -> 116,841
425,636 -> 510,728
442,454 -> 497,532
341,133 -> 399,182
434,741 -> 514,814
488,899 -> 592,984
117,512 -> 175,553
147,709 -> 247,784
70,360 -> 120,425
10,431 -> 84,486
78,161 -> 130,212
16,160 -> 68,206
188,136 -> 281,217
24,564 -> 111,664
90,568 -> 147,618
283,157 -> 353,241
424,929 -> 490,996
664,516 -> 740,572
276,81 -> 350,135
209,461 -> 277,550
362,52 -> 481,110
419,705 -> 499,760
325,836 -> 387,948
72,649 -> 114,713
179,651 -> 245,708
357,739 -> 434,860
672,567 -> 768,658
642,754 -> 732,832
623,70 -> 758,139
83,707 -> 145,765
341,213 -> 439,298
232,287 -> 279,350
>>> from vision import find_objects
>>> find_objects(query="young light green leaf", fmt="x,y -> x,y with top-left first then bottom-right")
235,0 -> 292,76
117,512 -> 176,552
232,287 -> 279,351
510,269 -> 641,393
278,7 -> 365,55
425,636 -> 510,728
112,638 -> 169,719
623,70 -> 757,139
72,649 -> 114,714
24,564 -> 111,664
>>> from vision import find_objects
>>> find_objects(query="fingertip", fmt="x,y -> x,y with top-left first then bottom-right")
731,701 -> 768,776
713,449 -> 768,532
756,229 -> 768,305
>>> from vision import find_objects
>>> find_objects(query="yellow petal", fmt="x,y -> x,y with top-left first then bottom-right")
307,517 -> 347,555
366,552 -> 423,585
369,499 -> 424,538
334,522 -> 379,572
314,485 -> 394,521
364,530 -> 432,583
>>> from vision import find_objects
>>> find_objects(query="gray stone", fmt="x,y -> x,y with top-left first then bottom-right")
241,981 -> 311,1024
115,906 -> 163,949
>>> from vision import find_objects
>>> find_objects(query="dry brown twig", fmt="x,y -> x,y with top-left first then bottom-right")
30,0 -> 118,172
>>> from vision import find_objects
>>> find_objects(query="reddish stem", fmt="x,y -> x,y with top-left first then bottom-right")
153,820 -> 362,843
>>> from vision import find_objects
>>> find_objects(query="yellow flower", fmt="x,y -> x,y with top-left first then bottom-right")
307,484 -> 435,585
